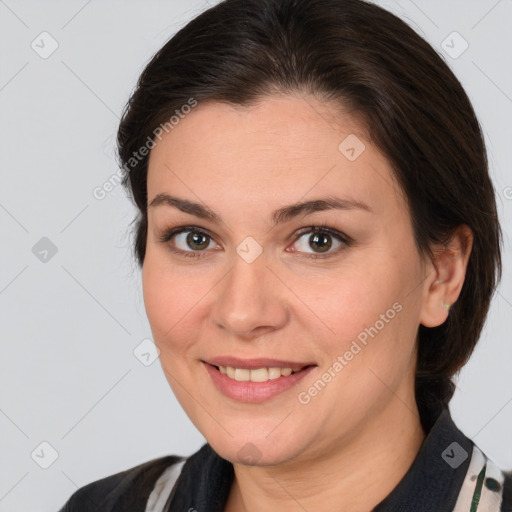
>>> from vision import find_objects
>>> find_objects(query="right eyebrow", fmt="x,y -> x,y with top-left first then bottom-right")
148,193 -> 373,226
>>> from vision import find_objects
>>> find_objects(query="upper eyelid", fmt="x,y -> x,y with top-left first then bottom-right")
293,226 -> 351,249
159,226 -> 218,245
161,224 -> 350,250
161,224 -> 345,238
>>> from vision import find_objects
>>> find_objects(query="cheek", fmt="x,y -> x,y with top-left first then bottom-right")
142,257 -> 173,339
292,255 -> 417,394
142,255 -> 189,347
141,251 -> 218,363
288,260 -> 403,348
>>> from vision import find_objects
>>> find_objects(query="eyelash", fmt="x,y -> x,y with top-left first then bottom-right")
157,223 -> 352,260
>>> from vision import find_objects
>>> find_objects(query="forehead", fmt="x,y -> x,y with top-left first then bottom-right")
146,95 -> 405,218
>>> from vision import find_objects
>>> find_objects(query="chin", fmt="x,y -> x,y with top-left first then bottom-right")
204,426 -> 310,467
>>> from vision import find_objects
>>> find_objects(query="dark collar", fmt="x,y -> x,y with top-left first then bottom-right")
166,407 -> 472,511
373,407 -> 472,511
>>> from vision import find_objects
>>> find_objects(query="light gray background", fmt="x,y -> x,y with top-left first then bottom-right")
0,0 -> 511,510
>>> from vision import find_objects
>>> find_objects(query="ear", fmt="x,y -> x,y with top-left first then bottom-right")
419,224 -> 473,328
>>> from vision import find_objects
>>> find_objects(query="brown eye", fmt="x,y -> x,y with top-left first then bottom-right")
292,227 -> 350,258
184,231 -> 211,251
159,226 -> 217,258
307,232 -> 332,253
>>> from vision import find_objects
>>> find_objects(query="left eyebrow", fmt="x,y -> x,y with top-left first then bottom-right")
270,196 -> 373,226
148,193 -> 373,226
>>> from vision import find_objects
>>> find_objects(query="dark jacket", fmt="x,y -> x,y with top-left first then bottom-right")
58,407 -> 512,512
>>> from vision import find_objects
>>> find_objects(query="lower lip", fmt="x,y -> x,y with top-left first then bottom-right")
204,363 -> 316,403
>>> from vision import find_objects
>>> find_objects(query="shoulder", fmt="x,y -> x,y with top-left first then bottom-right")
500,468 -> 512,511
57,454 -> 186,512
453,444 -> 512,512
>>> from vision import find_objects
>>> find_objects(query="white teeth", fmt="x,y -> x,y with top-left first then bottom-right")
268,367 -> 282,380
218,365 -> 303,382
234,368 -> 250,381
249,368 -> 268,382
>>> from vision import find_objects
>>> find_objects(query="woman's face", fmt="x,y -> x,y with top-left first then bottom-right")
143,95 -> 432,466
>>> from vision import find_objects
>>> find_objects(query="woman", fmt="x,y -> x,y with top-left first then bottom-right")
58,0 -> 511,510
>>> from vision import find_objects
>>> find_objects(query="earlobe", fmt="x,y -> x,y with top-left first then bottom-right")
419,225 -> 473,328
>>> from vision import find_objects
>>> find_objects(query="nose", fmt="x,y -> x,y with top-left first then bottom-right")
211,250 -> 290,339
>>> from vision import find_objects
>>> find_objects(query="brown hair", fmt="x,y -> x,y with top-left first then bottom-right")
117,0 -> 502,430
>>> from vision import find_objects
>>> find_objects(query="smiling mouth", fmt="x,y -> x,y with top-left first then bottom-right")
203,361 -> 317,403
213,364 -> 312,383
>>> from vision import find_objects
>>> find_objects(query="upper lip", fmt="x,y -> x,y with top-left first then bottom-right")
204,356 -> 316,370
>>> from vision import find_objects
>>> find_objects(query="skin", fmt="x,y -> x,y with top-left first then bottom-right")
143,94 -> 472,512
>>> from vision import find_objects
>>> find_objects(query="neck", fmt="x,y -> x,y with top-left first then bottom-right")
224,399 -> 426,512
